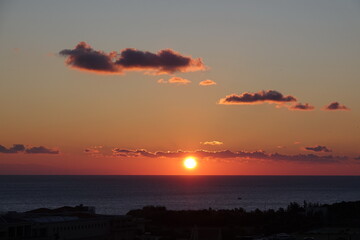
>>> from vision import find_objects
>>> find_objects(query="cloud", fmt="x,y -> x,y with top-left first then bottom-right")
305,145 -> 332,153
199,79 -> 217,86
84,148 -> 100,154
354,156 -> 360,160
0,144 -> 59,154
59,42 -> 119,74
323,102 -> 350,111
219,90 -> 296,105
200,141 -> 224,146
157,77 -> 191,85
59,42 -> 207,75
107,148 -> 346,163
112,149 -> 156,158
288,103 -> 315,111
0,144 -> 25,154
25,146 -> 60,154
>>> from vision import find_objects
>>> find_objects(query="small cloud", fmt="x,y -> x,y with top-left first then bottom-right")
277,145 -> 286,149
219,90 -> 296,105
305,145 -> 332,153
201,141 -> 224,146
25,146 -> 60,154
157,77 -> 191,85
294,141 -> 301,145
199,79 -> 217,86
168,77 -> 191,85
0,144 -> 25,154
84,148 -> 100,154
59,42 -> 207,75
288,103 -> 315,111
323,102 -> 350,111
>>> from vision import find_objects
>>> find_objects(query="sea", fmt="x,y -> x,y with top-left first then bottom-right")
1,175 -> 360,215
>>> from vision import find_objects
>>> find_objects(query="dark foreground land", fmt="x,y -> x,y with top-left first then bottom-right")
127,201 -> 360,240
1,201 -> 360,240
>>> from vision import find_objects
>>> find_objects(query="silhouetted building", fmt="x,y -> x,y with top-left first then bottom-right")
0,205 -> 141,240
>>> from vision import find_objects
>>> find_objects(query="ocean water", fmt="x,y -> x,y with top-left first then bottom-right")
1,176 -> 360,215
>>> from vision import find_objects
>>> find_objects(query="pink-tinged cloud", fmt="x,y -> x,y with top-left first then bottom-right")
199,79 -> 217,86
323,102 -> 350,111
305,145 -> 332,153
0,144 -> 59,154
200,141 -> 224,146
108,148 -> 346,163
158,77 -> 191,85
59,42 -> 207,75
219,90 -> 296,105
288,103 -> 315,111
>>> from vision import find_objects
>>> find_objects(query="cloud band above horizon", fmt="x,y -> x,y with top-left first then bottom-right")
84,147 -> 349,163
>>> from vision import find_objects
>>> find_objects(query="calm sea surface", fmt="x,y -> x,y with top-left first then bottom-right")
1,176 -> 360,215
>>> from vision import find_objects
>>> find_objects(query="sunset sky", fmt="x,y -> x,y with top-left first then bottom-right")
1,0 -> 359,175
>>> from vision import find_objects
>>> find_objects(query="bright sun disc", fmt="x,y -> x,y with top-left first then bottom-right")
184,157 -> 197,169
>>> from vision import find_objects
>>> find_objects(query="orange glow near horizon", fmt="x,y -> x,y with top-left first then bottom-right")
183,157 -> 197,170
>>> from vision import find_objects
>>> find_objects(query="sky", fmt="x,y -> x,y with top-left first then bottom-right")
0,0 -> 359,175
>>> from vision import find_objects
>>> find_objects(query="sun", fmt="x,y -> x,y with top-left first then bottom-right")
184,157 -> 197,169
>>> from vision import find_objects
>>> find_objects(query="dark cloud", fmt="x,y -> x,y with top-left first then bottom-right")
59,42 -> 206,75
0,144 -> 25,154
59,42 -> 119,73
305,145 -> 332,153
0,144 -> 59,154
115,48 -> 206,74
323,102 -> 350,111
289,103 -> 315,111
25,146 -> 59,154
354,156 -> 360,160
109,148 -> 345,163
219,90 -> 296,105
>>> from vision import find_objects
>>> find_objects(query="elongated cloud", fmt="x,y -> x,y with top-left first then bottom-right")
200,141 -> 224,146
0,144 -> 25,154
289,103 -> 315,111
305,145 -> 332,153
108,148 -> 346,163
25,146 -> 59,154
219,90 -> 296,105
157,77 -> 191,85
199,79 -> 217,86
59,42 -> 206,75
323,102 -> 350,111
0,144 -> 59,154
